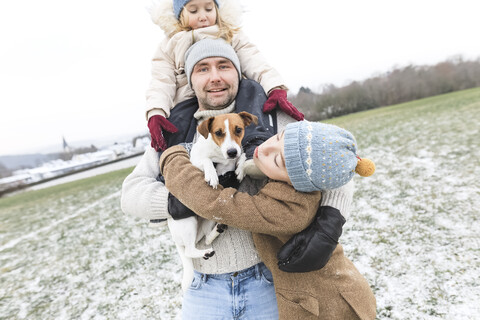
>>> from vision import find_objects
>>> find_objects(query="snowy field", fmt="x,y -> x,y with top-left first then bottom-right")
1,88 -> 479,319
331,88 -> 480,319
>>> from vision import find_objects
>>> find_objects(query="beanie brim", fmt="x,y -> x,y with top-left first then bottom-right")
174,0 -> 220,19
185,38 -> 242,88
284,122 -> 317,192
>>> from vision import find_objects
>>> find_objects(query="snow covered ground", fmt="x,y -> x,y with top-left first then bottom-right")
0,174 -> 184,319
0,89 -> 479,319
334,88 -> 480,319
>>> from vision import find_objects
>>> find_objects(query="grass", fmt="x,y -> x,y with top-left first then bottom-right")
0,169 -> 132,246
0,168 -> 184,319
1,88 -> 480,319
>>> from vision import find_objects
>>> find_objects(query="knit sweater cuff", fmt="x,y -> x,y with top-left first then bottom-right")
149,185 -> 170,219
320,180 -> 355,219
193,102 -> 235,123
146,108 -> 167,121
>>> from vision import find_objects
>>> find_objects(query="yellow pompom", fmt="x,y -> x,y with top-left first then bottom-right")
355,158 -> 375,177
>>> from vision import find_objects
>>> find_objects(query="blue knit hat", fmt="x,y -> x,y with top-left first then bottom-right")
284,121 -> 359,192
173,0 -> 220,19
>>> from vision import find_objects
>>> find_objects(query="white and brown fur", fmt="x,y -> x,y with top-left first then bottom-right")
167,112 -> 258,292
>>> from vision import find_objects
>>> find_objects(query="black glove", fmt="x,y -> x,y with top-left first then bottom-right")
152,158 -> 239,223
167,193 -> 196,220
243,137 -> 269,160
150,174 -> 196,221
156,166 -> 238,221
277,206 -> 346,273
217,170 -> 240,189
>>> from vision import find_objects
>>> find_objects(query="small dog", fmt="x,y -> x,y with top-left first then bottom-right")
167,112 -> 258,292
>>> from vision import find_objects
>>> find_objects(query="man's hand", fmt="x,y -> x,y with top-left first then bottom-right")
263,89 -> 304,121
277,206 -> 345,272
148,115 -> 178,152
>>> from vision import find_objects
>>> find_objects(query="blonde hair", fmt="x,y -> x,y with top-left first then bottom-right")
175,4 -> 239,43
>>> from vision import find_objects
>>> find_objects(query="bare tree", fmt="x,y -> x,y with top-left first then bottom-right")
290,55 -> 480,121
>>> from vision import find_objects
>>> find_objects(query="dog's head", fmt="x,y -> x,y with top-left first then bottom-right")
197,112 -> 258,160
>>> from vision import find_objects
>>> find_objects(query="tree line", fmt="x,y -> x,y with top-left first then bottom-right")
291,56 -> 480,120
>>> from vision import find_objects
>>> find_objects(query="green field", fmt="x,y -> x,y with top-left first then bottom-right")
1,88 -> 479,319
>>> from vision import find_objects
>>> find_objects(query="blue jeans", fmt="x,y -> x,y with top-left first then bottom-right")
181,263 -> 278,320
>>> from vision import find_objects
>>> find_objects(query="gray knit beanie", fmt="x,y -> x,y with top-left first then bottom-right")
284,121 -> 358,192
184,38 -> 242,88
173,0 -> 220,19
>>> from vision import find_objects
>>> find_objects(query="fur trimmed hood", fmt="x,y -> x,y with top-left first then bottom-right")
148,0 -> 243,37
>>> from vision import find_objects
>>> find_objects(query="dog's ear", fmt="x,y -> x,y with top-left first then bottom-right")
238,111 -> 258,127
197,117 -> 215,139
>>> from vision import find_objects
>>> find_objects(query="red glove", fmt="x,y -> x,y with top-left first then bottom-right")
147,115 -> 178,152
263,89 -> 304,121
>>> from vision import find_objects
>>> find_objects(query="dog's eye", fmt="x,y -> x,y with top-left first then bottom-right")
215,130 -> 224,137
235,127 -> 243,135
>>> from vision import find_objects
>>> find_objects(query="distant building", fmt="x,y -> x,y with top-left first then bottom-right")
0,138 -> 145,196
133,137 -> 150,150
0,174 -> 33,192
63,136 -> 71,153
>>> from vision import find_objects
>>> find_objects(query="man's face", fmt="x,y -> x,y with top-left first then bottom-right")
191,57 -> 239,111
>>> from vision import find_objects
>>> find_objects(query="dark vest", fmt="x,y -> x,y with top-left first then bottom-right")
162,79 -> 277,157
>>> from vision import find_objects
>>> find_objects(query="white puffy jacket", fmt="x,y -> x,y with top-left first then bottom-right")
145,0 -> 285,119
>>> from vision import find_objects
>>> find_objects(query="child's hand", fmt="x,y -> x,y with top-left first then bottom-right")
277,206 -> 345,272
263,89 -> 304,121
148,115 -> 178,151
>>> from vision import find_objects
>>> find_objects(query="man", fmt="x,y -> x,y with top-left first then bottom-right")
121,39 -> 362,319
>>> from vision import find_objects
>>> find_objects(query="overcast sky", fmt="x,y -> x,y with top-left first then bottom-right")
1,0 -> 479,156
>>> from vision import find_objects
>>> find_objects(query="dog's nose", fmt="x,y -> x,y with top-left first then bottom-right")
227,148 -> 238,158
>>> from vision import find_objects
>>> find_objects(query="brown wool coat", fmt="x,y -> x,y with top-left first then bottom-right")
160,146 -> 376,319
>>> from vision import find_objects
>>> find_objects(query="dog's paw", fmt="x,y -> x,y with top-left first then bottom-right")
205,223 -> 227,245
208,176 -> 219,189
243,158 -> 267,179
235,167 -> 246,182
204,168 -> 219,188
235,153 -> 247,182
203,249 -> 215,260
216,223 -> 228,233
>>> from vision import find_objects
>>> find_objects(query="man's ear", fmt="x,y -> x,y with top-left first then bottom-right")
238,111 -> 258,127
197,117 -> 214,139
